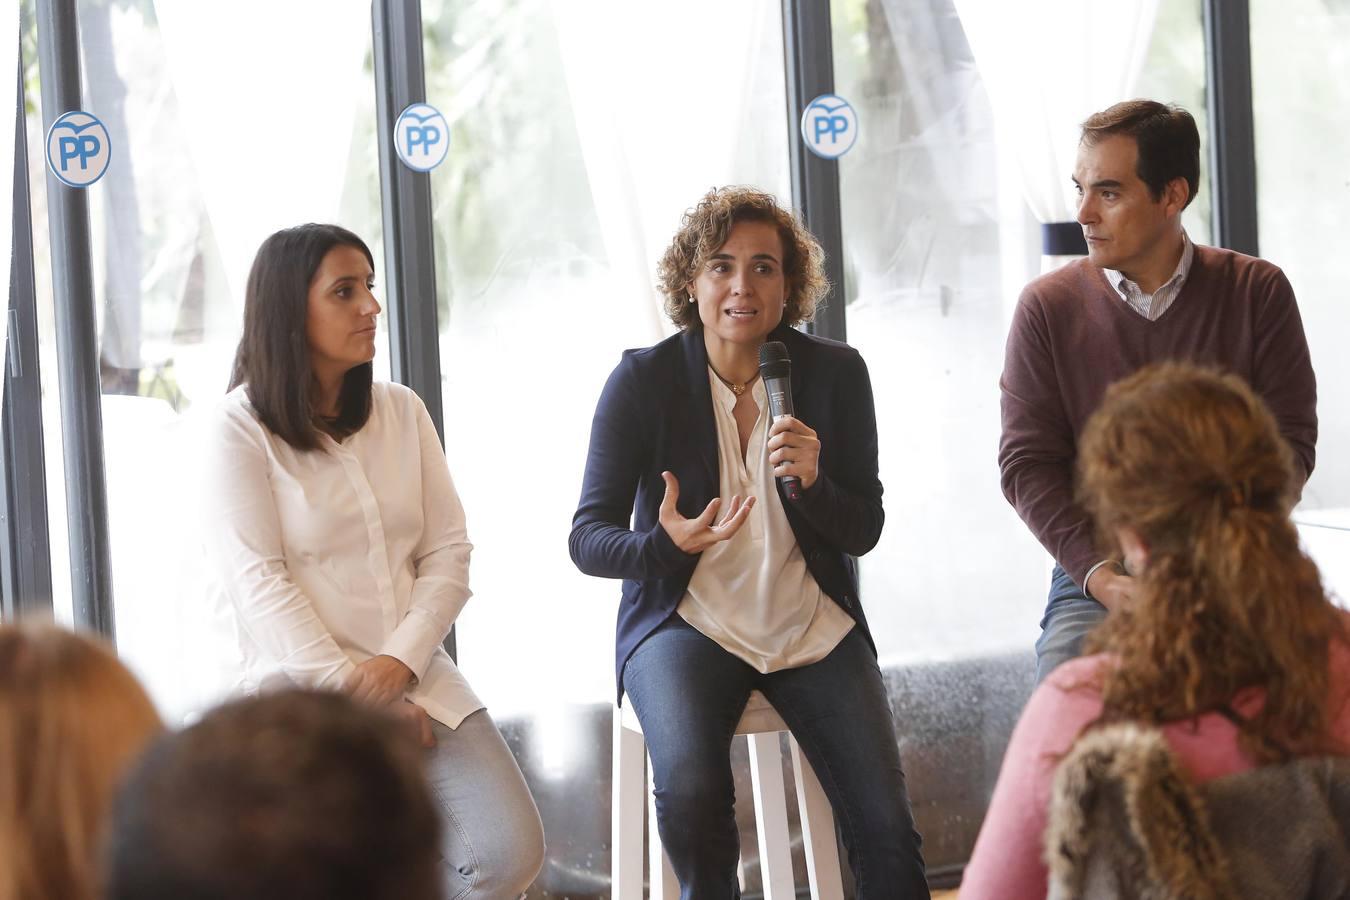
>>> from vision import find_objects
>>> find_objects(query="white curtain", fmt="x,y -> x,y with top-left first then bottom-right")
549,0 -> 790,337
151,0 -> 370,302
953,0 -> 1160,275
104,1 -> 370,722
0,4 -> 18,413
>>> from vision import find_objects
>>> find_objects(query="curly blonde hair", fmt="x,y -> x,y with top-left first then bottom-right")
656,186 -> 829,331
1076,362 -> 1345,763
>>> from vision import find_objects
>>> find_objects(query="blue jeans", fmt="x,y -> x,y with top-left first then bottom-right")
622,616 -> 929,900
425,710 -> 546,900
1034,565 -> 1108,684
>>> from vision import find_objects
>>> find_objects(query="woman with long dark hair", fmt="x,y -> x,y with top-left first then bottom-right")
962,362 -> 1350,898
202,224 -> 544,899
570,187 -> 929,898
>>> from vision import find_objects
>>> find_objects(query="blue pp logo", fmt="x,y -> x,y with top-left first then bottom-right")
799,94 -> 857,160
46,111 -> 111,187
395,103 -> 449,172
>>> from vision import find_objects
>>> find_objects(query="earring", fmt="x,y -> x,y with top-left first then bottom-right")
688,295 -> 696,303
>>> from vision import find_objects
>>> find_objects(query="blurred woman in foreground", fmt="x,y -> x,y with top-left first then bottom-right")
963,362 -> 1350,898
0,622 -> 163,900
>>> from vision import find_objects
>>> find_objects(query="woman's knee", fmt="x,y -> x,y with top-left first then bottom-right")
467,805 -> 546,896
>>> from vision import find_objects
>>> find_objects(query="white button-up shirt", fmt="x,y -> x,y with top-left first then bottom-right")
676,370 -> 854,673
203,381 -> 481,728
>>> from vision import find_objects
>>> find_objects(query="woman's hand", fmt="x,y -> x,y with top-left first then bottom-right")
767,417 -> 820,490
658,471 -> 755,554
390,700 -> 437,748
344,654 -> 415,707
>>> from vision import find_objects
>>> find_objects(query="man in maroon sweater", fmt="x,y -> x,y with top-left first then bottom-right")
999,100 -> 1317,683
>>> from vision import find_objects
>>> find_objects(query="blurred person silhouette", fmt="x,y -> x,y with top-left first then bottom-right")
106,690 -> 444,900
966,362 -> 1350,898
0,621 -> 162,900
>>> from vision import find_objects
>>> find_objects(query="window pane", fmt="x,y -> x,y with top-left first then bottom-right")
425,0 -> 790,715
26,0 -> 385,717
422,0 -> 790,891
830,0 -> 1206,872
1251,0 -> 1350,519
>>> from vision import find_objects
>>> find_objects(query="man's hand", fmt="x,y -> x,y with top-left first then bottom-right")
1086,567 -> 1135,612
658,471 -> 755,554
767,416 -> 820,490
389,700 -> 437,748
344,654 -> 415,707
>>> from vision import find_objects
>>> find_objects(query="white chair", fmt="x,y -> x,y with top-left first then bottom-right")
612,690 -> 846,900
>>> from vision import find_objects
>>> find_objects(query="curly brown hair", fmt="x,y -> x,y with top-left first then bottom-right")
656,186 -> 829,331
1076,362 -> 1346,763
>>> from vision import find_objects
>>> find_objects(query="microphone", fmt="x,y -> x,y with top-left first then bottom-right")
758,341 -> 802,501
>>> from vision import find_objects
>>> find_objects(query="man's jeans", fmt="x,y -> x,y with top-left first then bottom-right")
1035,564 -> 1109,684
622,616 -> 930,900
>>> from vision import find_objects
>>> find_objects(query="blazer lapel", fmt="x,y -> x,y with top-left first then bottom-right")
678,330 -> 719,499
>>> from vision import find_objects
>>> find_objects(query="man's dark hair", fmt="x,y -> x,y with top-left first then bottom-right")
228,223 -> 376,450
1080,100 -> 1200,210
105,691 -> 442,900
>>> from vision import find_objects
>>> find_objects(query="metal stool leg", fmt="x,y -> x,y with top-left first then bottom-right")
790,736 -> 845,900
747,732 -> 795,900
646,752 -> 679,899
612,710 -> 646,900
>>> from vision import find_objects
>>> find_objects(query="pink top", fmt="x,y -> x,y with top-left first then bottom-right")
961,613 -> 1350,899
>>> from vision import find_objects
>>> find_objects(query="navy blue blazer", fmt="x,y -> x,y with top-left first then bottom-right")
569,324 -> 884,702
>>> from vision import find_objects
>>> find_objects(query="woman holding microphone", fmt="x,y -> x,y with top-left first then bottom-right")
570,187 -> 928,898
203,224 -> 544,899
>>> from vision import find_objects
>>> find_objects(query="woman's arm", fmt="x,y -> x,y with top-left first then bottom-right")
569,356 -> 693,581
202,403 -> 356,690
961,670 -> 1104,899
378,393 -> 473,681
790,349 -> 885,556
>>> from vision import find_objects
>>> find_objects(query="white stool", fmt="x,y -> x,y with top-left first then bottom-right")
612,690 -> 846,900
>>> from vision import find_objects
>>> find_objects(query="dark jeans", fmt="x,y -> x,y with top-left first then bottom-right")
1034,564 -> 1109,684
621,616 -> 929,900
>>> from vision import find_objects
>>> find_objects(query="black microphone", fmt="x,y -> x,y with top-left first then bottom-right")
758,341 -> 802,501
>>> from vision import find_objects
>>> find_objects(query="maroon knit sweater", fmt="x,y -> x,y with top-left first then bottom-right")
999,245 -> 1318,587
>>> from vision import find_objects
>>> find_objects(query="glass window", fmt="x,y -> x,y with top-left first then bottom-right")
1251,0 -> 1350,522
423,0 -> 791,716
24,0 -> 385,718
421,1 -> 790,890
830,0 -> 1206,872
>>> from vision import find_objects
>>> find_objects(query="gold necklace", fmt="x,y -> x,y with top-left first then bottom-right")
708,363 -> 759,397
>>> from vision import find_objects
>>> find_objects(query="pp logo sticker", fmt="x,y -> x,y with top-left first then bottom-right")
395,103 -> 449,172
46,110 -> 111,187
800,94 -> 858,159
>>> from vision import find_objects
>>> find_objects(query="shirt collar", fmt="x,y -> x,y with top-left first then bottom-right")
1104,230 -> 1194,297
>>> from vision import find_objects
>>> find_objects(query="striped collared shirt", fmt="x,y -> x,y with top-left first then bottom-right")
1102,232 -> 1194,320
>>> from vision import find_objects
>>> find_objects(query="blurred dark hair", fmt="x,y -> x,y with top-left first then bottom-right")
229,224 -> 375,450
105,690 -> 442,900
